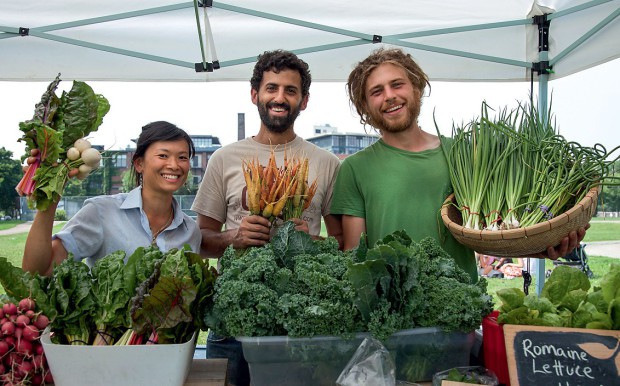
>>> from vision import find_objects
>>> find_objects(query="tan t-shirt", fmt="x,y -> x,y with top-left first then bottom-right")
191,136 -> 340,236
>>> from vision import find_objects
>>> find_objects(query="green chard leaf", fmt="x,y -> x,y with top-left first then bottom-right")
56,80 -> 108,149
131,246 -> 211,344
31,74 -> 62,125
91,251 -> 130,328
48,258 -> 96,344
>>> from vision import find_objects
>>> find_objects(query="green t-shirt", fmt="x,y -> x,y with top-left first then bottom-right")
330,138 -> 477,282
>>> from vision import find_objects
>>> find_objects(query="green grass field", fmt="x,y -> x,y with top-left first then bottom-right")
0,220 -> 26,231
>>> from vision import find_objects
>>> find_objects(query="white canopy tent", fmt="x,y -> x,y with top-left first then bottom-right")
1,0 -> 618,83
2,0 -> 618,292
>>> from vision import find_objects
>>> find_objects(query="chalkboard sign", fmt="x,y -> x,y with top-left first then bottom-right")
504,325 -> 619,386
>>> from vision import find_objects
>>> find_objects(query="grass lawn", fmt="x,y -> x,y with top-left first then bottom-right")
0,220 -> 26,231
582,219 -> 620,242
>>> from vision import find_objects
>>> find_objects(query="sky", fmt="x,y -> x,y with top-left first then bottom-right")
1,58 -> 619,162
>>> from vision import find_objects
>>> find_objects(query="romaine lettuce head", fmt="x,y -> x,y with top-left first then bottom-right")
599,262 -> 620,304
523,294 -> 556,315
608,298 -> 620,330
539,312 -> 564,327
496,287 -> 525,313
559,289 -> 588,313
571,302 -> 612,329
585,287 -> 609,314
541,265 -> 590,305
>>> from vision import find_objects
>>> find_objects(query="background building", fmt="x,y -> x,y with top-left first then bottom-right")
307,124 -> 379,159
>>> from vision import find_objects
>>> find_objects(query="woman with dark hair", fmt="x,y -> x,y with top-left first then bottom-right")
22,121 -> 201,276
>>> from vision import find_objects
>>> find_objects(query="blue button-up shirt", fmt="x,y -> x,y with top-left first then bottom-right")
54,187 -> 201,266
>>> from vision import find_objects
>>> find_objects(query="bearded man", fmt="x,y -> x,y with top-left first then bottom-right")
191,50 -> 342,386
330,48 -> 585,283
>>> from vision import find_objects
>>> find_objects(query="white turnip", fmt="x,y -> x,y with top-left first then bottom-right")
80,147 -> 102,168
73,138 -> 92,153
66,147 -> 81,161
77,164 -> 93,180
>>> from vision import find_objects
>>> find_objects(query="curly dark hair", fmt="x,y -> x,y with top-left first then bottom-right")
347,48 -> 430,128
250,50 -> 311,97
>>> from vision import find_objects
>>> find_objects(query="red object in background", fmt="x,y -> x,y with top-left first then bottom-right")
482,310 -> 510,386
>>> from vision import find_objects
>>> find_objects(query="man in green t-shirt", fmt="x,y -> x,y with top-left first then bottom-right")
330,48 -> 586,282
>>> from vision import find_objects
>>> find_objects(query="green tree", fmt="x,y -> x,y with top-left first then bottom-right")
598,159 -> 620,213
120,169 -> 137,193
175,171 -> 199,195
0,148 -> 23,216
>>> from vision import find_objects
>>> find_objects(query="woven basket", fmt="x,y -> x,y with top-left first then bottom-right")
440,187 -> 599,257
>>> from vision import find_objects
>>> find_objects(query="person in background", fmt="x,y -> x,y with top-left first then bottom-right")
477,253 -> 500,277
190,49 -> 342,386
498,257 -> 525,279
22,121 -> 202,276
330,47 -> 586,283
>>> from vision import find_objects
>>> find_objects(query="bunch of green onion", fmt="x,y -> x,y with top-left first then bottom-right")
437,100 -> 619,231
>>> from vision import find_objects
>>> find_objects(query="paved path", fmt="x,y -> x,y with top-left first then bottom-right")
582,240 -> 620,259
0,221 -> 64,236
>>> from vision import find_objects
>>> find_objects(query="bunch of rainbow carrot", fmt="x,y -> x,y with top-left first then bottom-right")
242,150 -> 317,223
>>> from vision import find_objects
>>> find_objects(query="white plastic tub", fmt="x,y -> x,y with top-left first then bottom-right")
41,328 -> 196,386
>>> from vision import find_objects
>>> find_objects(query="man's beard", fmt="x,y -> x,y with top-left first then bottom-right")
370,101 -> 420,133
257,99 -> 301,133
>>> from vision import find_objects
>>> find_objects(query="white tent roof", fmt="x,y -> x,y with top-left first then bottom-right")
1,0 -> 618,82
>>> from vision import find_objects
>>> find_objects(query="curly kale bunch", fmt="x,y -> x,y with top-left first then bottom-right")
348,232 -> 493,340
206,222 -> 362,337
208,224 -> 493,340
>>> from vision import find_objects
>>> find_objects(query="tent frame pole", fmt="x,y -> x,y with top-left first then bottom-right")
533,13 -> 551,296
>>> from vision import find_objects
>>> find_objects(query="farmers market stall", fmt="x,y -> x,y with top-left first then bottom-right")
1,1 -> 619,385
2,0 -> 618,290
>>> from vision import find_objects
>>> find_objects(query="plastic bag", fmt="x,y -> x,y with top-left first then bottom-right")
432,366 -> 499,385
336,337 -> 396,386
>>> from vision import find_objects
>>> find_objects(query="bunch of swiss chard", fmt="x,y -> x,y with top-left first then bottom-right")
0,245 -> 217,346
15,74 -> 110,211
496,263 -> 620,330
207,222 -> 493,341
